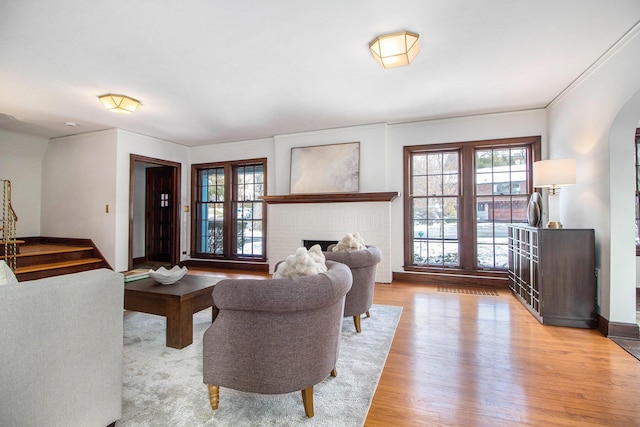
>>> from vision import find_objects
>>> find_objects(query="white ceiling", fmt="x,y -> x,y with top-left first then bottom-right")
1,1 -> 639,147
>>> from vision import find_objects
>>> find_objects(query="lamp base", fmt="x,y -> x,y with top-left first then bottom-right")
546,221 -> 563,229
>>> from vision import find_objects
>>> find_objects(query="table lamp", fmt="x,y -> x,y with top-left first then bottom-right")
533,158 -> 576,228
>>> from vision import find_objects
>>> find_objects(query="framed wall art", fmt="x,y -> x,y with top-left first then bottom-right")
290,142 -> 360,194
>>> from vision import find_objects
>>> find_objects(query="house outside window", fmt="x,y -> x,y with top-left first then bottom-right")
191,159 -> 266,261
404,136 -> 540,274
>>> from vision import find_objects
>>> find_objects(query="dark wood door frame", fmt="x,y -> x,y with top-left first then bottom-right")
129,154 -> 182,270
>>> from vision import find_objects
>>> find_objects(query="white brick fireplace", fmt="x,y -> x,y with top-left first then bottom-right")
264,193 -> 397,283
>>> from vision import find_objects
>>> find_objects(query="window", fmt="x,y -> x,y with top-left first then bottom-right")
404,137 -> 540,274
191,159 -> 266,261
635,129 -> 640,254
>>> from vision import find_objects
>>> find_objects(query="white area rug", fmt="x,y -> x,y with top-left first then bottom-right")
120,304 -> 402,426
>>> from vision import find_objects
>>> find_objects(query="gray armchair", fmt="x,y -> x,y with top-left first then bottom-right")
324,245 -> 383,333
202,260 -> 352,418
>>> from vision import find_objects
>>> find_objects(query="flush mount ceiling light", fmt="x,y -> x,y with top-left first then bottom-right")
369,30 -> 420,69
98,94 -> 141,114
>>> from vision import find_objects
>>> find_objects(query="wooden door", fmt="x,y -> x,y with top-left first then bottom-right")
146,167 -> 174,262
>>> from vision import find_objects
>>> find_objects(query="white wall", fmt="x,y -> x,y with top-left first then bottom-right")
115,130 -> 190,271
40,129 -> 190,272
0,130 -> 48,236
273,124 -> 388,194
547,23 -> 640,323
41,130 -> 118,267
189,137 -> 276,193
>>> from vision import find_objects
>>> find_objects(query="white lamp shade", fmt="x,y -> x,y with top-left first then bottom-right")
369,31 -> 420,69
533,159 -> 576,188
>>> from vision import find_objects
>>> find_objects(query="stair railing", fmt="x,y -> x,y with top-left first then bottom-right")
1,179 -> 18,270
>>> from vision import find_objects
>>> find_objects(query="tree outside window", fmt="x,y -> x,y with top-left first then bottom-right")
404,137 -> 540,274
192,159 -> 266,261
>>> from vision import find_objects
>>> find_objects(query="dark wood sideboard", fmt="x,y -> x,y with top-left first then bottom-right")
507,224 -> 597,328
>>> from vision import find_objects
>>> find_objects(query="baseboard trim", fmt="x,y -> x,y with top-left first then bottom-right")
182,258 -> 269,272
393,271 -> 508,288
597,314 -> 640,339
133,256 -> 146,266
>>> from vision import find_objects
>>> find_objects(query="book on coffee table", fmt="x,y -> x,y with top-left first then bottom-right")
123,269 -> 151,282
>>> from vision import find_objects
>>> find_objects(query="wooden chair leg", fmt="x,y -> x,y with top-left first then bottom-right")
331,367 -> 337,377
207,384 -> 219,410
366,310 -> 371,318
301,386 -> 314,418
353,315 -> 362,333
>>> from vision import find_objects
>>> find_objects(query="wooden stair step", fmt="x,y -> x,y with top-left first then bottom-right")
15,245 -> 93,258
15,258 -> 104,274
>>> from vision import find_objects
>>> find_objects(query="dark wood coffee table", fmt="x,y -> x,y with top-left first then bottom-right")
124,274 -> 221,349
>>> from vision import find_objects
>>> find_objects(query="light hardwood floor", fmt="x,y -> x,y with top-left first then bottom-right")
191,269 -> 640,426
367,281 -> 640,427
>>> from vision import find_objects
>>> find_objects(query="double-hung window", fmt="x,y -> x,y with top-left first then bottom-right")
635,129 -> 640,254
404,137 -> 540,274
191,159 -> 266,261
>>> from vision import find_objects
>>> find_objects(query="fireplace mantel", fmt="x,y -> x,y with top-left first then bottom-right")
262,191 -> 399,204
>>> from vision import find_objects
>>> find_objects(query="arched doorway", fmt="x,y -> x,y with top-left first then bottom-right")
608,87 -> 640,337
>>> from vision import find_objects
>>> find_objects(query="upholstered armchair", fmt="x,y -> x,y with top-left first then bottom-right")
324,245 -> 383,333
202,260 -> 352,418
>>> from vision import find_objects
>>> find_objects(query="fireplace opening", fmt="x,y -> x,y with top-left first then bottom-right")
303,240 -> 339,251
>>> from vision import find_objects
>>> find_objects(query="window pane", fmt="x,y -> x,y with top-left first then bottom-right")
636,134 -> 640,248
233,164 -> 264,257
477,243 -> 494,268
476,172 -> 492,195
414,219 -> 427,239
443,152 -> 458,173
410,150 -> 460,268
427,197 -> 442,220
443,242 -> 459,266
493,149 -> 509,167
429,220 -> 443,239
413,198 -> 427,220
413,176 -> 427,196
428,175 -> 443,196
427,153 -> 442,174
510,148 -> 527,165
443,198 -> 458,221
443,173 -> 458,195
511,195 -> 529,222
427,242 -> 444,265
196,168 -> 225,254
413,154 -> 427,175
495,244 -> 509,269
474,146 -> 531,269
413,240 -> 427,264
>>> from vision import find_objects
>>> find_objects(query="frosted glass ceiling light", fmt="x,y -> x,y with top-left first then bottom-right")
98,94 -> 141,114
369,30 -> 420,69
533,158 -> 576,229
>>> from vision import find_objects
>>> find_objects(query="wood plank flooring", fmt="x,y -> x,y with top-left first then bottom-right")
367,281 -> 640,427
188,268 -> 640,426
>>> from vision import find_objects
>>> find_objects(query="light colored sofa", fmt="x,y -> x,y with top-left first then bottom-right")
203,260 -> 353,418
0,268 -> 124,427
